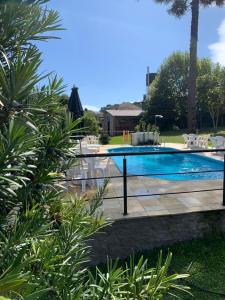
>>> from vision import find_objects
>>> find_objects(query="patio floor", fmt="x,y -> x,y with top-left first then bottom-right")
69,143 -> 225,220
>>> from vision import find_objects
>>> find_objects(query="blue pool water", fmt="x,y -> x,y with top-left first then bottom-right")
108,146 -> 224,181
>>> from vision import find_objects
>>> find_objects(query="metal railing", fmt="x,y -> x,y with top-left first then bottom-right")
70,148 -> 225,216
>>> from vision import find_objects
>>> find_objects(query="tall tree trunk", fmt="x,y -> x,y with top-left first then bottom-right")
187,0 -> 199,133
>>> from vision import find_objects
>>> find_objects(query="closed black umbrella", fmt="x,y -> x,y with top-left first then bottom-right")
68,86 -> 84,120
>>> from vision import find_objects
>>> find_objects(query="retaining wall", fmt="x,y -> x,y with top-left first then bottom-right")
88,209 -> 225,265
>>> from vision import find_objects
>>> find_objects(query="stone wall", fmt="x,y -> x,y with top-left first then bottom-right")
88,209 -> 225,265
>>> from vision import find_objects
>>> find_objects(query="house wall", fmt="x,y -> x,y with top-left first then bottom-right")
103,113 -> 141,136
102,112 -> 115,136
114,116 -> 140,134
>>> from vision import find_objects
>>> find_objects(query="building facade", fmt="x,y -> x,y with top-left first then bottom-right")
103,103 -> 143,136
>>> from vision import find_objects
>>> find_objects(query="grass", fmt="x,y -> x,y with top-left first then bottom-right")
139,235 -> 225,300
108,128 -> 225,145
109,135 -> 131,145
97,235 -> 225,299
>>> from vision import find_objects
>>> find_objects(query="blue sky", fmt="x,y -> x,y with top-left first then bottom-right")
39,0 -> 225,111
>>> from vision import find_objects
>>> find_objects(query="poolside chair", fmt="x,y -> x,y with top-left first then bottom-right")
66,164 -> 88,192
153,132 -> 160,145
186,134 -> 198,149
89,135 -> 99,144
210,136 -> 225,149
197,136 -> 209,149
95,157 -> 111,187
182,134 -> 188,147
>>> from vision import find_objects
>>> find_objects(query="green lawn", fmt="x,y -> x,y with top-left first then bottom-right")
142,235 -> 225,300
109,135 -> 131,145
108,128 -> 225,145
96,235 -> 225,299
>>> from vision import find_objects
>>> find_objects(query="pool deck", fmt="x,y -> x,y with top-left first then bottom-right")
70,143 -> 225,220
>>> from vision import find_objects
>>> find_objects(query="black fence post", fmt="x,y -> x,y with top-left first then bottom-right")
223,154 -> 225,206
123,156 -> 128,215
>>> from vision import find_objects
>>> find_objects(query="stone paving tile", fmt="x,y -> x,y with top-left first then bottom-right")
147,210 -> 170,216
200,197 -> 222,204
125,200 -> 145,213
167,206 -> 210,214
143,205 -> 166,211
138,199 -> 162,206
123,211 -> 153,219
102,200 -> 122,209
178,197 -> 202,207
158,198 -> 183,206
206,203 -> 225,210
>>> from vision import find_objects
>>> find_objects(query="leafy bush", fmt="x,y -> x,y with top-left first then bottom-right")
99,133 -> 110,144
88,253 -> 190,299
134,124 -> 141,132
83,110 -> 99,135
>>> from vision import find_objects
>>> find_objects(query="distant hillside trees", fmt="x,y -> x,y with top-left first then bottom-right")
144,52 -> 225,131
100,101 -> 142,112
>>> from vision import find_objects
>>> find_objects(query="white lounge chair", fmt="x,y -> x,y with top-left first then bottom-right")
210,136 -> 225,149
197,136 -> 209,149
83,135 -> 99,145
153,132 -> 160,145
95,157 -> 111,188
182,134 -> 188,147
66,164 -> 88,192
81,141 -> 100,154
186,134 -> 198,149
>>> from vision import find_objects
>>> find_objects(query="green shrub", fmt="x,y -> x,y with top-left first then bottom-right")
134,124 -> 141,132
83,110 -> 99,135
99,133 -> 110,144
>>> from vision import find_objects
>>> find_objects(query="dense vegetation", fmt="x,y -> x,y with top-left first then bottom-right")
144,52 -> 225,131
83,110 -> 99,135
0,1 -> 190,299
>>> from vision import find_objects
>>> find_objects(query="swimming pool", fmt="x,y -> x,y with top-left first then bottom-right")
108,146 -> 224,181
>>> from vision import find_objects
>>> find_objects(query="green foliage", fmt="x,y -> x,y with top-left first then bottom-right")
83,110 -> 99,135
0,0 -> 62,56
139,119 -> 146,132
145,52 -> 189,129
144,52 -> 225,130
134,124 -> 141,132
197,62 -> 225,130
155,0 -> 225,17
87,252 -> 190,299
99,133 -> 110,144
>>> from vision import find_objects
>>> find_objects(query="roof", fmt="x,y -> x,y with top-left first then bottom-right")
117,102 -> 141,110
106,109 -> 143,117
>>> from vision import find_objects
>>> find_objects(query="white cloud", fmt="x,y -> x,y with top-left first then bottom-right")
209,19 -> 225,66
83,105 -> 99,112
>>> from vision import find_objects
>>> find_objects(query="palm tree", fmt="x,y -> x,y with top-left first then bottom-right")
155,0 -> 225,133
